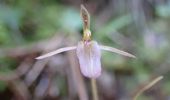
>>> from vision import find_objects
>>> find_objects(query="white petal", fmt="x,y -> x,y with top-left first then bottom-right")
36,46 -> 76,59
100,45 -> 136,58
76,41 -> 101,78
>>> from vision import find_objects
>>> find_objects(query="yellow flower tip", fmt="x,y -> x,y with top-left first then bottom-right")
83,29 -> 91,41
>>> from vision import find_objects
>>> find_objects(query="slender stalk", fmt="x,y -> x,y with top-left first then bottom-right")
91,78 -> 99,100
67,48 -> 88,100
133,76 -> 163,100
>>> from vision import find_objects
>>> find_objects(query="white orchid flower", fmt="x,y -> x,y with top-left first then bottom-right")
36,5 -> 136,78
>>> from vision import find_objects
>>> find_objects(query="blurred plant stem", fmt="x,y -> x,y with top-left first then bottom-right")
67,41 -> 88,100
133,76 -> 163,100
91,79 -> 99,100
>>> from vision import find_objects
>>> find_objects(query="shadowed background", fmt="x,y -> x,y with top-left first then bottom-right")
0,0 -> 169,100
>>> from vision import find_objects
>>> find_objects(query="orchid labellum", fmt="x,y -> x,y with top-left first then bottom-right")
36,5 -> 136,78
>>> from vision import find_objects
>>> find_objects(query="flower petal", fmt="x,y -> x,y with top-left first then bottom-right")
36,46 -> 77,59
76,41 -> 101,78
100,45 -> 136,58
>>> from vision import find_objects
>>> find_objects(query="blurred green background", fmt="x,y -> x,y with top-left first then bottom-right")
0,0 -> 170,100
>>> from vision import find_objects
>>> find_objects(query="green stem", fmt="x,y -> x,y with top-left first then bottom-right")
91,78 -> 99,100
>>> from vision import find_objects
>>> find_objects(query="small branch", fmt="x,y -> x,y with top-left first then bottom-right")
0,57 -> 33,81
24,34 -> 65,86
9,80 -> 30,100
0,33 -> 65,58
133,76 -> 163,100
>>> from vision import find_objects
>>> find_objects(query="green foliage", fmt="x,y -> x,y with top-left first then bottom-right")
0,1 -> 169,99
0,58 -> 17,73
95,15 -> 132,41
0,23 -> 11,45
156,4 -> 170,18
0,81 -> 7,92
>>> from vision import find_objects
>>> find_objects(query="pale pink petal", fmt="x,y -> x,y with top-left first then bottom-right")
36,46 -> 77,59
76,41 -> 101,78
100,45 -> 136,58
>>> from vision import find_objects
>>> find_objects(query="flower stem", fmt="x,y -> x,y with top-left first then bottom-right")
91,78 -> 99,100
